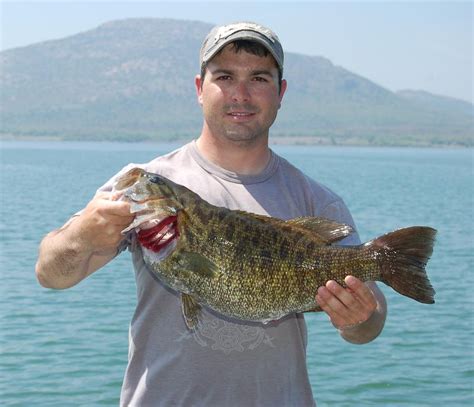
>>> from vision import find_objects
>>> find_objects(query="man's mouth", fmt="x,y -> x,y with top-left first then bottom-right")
227,111 -> 256,120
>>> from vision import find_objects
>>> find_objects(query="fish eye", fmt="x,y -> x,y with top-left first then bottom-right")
149,175 -> 166,185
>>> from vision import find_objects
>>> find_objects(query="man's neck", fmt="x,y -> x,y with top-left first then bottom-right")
195,133 -> 271,176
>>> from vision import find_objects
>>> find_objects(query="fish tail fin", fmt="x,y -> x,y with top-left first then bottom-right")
368,226 -> 436,304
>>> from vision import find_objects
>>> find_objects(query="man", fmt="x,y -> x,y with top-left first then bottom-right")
36,22 -> 387,406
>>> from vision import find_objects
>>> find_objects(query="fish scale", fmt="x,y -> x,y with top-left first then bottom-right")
114,168 -> 436,329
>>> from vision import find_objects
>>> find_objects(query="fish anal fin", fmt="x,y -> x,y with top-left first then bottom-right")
286,217 -> 353,245
181,293 -> 201,330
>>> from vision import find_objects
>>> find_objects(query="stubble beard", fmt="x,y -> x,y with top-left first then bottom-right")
210,104 -> 276,147
222,126 -> 265,146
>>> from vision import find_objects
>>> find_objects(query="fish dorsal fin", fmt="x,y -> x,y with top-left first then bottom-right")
177,251 -> 218,279
181,293 -> 202,330
286,217 -> 353,245
230,210 -> 353,245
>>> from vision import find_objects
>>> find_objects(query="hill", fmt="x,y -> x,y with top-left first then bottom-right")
1,18 -> 472,146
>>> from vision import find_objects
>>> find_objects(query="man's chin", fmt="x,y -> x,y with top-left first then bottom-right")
223,130 -> 266,145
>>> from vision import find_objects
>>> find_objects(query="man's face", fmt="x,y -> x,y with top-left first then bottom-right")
195,44 -> 287,145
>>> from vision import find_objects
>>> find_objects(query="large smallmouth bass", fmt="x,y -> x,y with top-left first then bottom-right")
114,168 -> 436,329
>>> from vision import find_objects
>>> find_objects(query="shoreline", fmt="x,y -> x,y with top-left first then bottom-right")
0,134 -> 472,148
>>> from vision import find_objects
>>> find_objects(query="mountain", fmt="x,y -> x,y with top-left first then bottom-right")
1,18 -> 472,146
397,90 -> 473,116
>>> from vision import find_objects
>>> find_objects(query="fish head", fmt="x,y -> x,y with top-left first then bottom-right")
114,168 -> 189,255
114,167 -> 183,205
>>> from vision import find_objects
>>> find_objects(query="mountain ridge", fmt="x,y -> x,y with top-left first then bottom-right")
1,18 -> 472,146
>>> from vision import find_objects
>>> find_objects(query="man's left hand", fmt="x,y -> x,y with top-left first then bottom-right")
316,275 -> 377,330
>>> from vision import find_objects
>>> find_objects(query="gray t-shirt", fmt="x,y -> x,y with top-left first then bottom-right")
101,141 -> 359,407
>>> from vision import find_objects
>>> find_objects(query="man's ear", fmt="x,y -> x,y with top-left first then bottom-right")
278,79 -> 288,109
195,75 -> 203,106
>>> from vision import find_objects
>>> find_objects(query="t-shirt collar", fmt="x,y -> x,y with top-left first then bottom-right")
188,140 -> 279,184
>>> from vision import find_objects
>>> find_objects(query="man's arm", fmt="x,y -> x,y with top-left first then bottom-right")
314,199 -> 387,343
35,192 -> 134,289
316,277 -> 387,344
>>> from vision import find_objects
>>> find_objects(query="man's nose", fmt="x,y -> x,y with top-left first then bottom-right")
231,81 -> 251,103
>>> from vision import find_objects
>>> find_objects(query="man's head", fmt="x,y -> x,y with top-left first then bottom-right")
196,22 -> 287,146
199,22 -> 284,89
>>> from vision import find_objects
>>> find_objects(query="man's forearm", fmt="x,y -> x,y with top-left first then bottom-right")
35,216 -> 117,289
35,192 -> 133,289
35,223 -> 96,289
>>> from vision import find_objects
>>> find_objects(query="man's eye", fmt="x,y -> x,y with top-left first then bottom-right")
253,76 -> 268,82
216,75 -> 231,81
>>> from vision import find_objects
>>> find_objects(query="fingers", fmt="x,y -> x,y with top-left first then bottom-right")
316,276 -> 377,330
316,284 -> 350,327
91,192 -> 134,218
91,192 -> 130,216
345,276 -> 377,310
100,203 -> 134,222
76,193 -> 136,249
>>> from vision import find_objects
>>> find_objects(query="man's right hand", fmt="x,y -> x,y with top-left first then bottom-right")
35,192 -> 135,289
77,191 -> 135,256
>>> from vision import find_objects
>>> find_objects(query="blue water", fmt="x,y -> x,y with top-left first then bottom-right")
0,141 -> 472,406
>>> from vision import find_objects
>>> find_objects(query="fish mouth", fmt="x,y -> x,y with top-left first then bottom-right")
137,215 -> 179,253
123,197 -> 180,253
114,168 -> 181,253
114,167 -> 146,192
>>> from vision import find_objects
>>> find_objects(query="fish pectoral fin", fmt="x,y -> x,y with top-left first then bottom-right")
286,217 -> 353,245
181,293 -> 201,330
178,251 -> 218,279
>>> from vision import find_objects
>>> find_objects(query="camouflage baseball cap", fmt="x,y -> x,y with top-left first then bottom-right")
200,22 -> 284,72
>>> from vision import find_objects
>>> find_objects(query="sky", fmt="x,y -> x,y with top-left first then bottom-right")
1,0 -> 472,103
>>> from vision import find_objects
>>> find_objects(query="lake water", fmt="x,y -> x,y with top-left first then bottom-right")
0,141 -> 472,406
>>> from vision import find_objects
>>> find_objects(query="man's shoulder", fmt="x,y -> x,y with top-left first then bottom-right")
276,152 -> 343,205
142,142 -> 193,173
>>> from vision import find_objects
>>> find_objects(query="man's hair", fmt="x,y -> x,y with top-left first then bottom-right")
200,40 -> 283,91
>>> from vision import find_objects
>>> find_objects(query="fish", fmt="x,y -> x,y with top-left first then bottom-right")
114,167 -> 436,329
